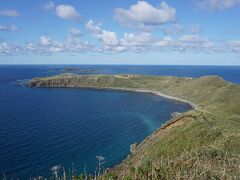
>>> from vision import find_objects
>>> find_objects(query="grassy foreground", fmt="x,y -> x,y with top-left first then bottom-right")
30,74 -> 240,179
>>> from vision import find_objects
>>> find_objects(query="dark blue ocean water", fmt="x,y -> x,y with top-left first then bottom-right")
0,65 -> 239,179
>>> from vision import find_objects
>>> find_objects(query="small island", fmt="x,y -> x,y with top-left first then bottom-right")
29,74 -> 240,179
61,67 -> 101,73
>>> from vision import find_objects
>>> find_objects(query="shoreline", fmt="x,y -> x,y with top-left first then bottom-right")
26,74 -> 240,178
75,86 -> 198,110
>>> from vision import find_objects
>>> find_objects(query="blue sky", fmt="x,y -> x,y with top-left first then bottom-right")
0,0 -> 240,65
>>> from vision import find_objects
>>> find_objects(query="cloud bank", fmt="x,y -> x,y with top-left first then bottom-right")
0,1 -> 240,56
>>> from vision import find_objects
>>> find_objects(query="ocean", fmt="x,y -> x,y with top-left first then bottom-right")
0,65 -> 239,179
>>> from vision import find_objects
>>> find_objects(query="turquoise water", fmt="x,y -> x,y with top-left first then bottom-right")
0,65 -> 239,179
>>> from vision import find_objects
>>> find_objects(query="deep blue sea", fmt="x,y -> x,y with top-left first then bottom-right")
0,65 -> 240,179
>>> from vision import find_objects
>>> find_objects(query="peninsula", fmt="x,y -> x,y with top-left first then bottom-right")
29,73 -> 240,179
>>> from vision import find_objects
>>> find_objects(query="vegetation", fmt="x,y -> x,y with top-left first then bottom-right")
2,156 -> 106,180
28,74 -> 240,179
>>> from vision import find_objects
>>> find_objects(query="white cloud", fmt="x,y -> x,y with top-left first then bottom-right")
118,33 -> 173,52
0,20 -> 221,56
55,5 -> 81,21
43,1 -> 55,11
177,34 -> 214,51
153,36 -> 172,48
0,32 -> 92,56
0,24 -> 19,32
179,34 -> 208,43
197,0 -> 240,10
0,40 -> 23,55
40,36 -> 52,46
226,40 -> 240,52
0,34 -> 238,56
120,32 -> 152,47
0,9 -> 19,17
68,28 -> 82,37
118,33 -> 216,53
86,20 -> 220,53
28,34 -> 92,54
114,1 -> 176,29
86,20 -> 119,46
0,22 -> 239,56
101,31 -> 119,46
42,2 -> 81,22
86,20 -> 102,34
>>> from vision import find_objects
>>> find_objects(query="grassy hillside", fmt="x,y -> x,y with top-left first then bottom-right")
30,74 -> 240,179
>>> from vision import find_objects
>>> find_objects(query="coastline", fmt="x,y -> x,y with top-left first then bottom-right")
24,74 -> 240,178
27,74 -> 240,178
75,86 -> 199,110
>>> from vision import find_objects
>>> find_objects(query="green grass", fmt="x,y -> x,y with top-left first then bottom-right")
102,111 -> 240,179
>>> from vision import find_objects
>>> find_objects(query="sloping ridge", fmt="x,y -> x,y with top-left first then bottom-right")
29,74 -> 240,117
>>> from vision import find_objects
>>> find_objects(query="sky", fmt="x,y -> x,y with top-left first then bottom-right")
0,0 -> 240,65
